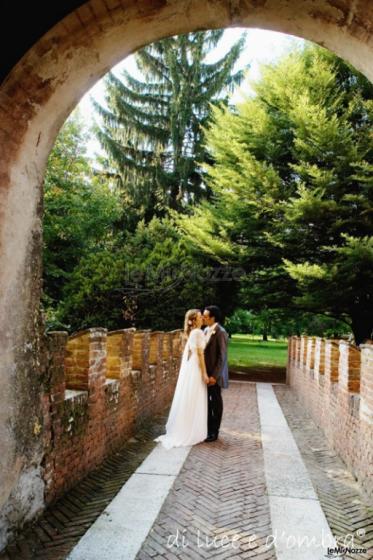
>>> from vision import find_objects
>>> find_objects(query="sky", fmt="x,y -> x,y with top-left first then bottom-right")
77,28 -> 304,157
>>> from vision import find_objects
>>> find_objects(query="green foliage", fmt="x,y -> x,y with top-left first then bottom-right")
94,30 -> 246,224
225,307 -> 348,339
43,110 -> 123,328
179,44 -> 373,343
43,42 -> 372,341
43,32 -> 250,332
56,217 -> 217,331
225,309 -> 254,335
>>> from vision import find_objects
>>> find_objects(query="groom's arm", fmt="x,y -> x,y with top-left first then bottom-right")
210,329 -> 227,380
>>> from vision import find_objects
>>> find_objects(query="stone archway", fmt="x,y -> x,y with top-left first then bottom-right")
0,0 -> 372,549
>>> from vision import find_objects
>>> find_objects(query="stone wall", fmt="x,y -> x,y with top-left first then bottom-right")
287,336 -> 373,501
42,327 -> 183,504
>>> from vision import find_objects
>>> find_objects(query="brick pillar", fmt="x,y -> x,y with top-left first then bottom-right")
154,332 -> 167,410
170,329 -> 183,358
310,337 -> 316,371
338,340 -> 348,389
170,329 -> 183,375
162,331 -> 172,361
339,341 -> 361,393
148,331 -> 162,409
319,339 -> 325,375
86,329 -> 108,468
46,331 -> 68,403
301,336 -> 310,369
305,337 -> 314,373
359,344 -> 373,497
86,328 -> 108,399
360,344 -> 373,424
130,330 -> 151,419
286,336 -> 294,384
319,338 -> 326,387
300,336 -> 308,366
287,336 -> 295,362
292,336 -> 298,362
295,337 -> 301,365
43,332 -> 68,495
314,337 -> 325,383
338,340 -> 361,420
123,328 -> 135,372
324,339 -> 340,413
109,327 -> 136,436
349,346 -> 361,393
162,332 -> 173,388
314,336 -> 321,379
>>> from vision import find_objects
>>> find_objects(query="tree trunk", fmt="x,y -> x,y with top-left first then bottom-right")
262,330 -> 268,341
351,314 -> 373,346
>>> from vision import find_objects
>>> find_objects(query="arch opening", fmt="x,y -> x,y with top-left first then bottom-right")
0,0 -> 372,550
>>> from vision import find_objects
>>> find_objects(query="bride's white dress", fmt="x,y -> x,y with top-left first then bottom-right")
154,328 -> 207,449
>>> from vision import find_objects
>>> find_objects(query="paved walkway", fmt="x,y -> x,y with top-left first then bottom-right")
2,382 -> 372,560
273,385 -> 373,560
66,381 -> 373,560
69,381 -> 276,560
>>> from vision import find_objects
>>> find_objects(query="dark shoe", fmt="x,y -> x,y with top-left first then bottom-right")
204,434 -> 218,442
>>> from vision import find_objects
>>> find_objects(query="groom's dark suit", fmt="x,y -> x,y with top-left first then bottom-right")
204,323 -> 227,437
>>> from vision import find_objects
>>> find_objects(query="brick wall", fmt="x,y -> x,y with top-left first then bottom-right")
287,336 -> 373,501
42,327 -> 184,504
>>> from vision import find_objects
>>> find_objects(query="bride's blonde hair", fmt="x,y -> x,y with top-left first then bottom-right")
183,308 -> 201,340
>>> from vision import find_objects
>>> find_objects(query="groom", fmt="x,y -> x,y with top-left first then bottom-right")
203,305 -> 227,442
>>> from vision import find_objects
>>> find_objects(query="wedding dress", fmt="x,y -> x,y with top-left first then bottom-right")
154,328 -> 208,449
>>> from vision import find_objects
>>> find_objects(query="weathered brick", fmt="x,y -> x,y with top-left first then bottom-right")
287,335 -> 372,501
42,327 -> 181,503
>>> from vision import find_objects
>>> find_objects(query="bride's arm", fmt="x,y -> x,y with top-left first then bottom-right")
190,330 -> 209,384
197,347 -> 209,384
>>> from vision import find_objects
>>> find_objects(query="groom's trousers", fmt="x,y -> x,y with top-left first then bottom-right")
207,384 -> 223,436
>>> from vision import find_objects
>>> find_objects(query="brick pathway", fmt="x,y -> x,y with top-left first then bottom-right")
1,381 -> 372,560
273,385 -> 373,560
136,382 -> 277,560
135,381 -> 373,560
0,415 -> 170,560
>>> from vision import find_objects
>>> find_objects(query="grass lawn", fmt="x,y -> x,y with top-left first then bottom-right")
228,334 -> 288,368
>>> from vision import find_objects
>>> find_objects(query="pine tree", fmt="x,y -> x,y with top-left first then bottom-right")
177,44 -> 373,344
94,30 -> 246,223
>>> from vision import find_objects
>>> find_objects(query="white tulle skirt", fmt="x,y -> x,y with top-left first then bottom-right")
154,350 -> 208,449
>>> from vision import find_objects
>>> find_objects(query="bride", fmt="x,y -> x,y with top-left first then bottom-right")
154,309 -> 210,449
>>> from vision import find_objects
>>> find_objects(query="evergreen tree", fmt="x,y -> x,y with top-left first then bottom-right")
57,217 -> 219,331
94,30 -> 246,224
177,44 -> 373,344
43,110 -> 122,328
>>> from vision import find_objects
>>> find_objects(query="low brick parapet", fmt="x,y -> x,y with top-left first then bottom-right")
287,335 -> 373,501
43,327 -> 183,503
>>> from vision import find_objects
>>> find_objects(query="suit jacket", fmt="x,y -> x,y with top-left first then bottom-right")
203,323 -> 228,388
220,326 -> 229,389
